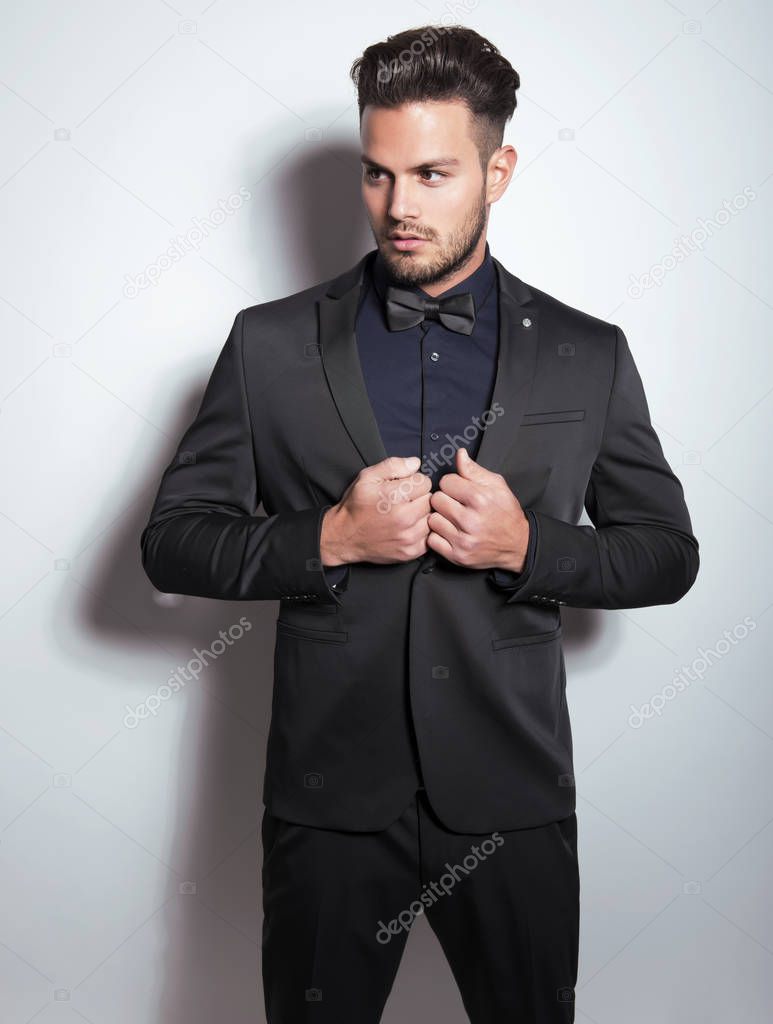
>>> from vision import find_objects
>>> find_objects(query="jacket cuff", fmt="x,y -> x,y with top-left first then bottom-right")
259,504 -> 344,604
496,509 -> 598,606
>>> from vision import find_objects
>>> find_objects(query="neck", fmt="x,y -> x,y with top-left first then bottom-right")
418,236 -> 489,297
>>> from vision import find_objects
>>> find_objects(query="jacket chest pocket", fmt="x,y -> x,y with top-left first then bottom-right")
521,409 -> 585,426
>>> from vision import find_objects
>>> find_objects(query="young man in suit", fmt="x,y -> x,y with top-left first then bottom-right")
141,24 -> 699,1023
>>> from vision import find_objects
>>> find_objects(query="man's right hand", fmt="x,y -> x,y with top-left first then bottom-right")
320,456 -> 432,566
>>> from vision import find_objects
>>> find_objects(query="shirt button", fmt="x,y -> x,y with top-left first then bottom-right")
430,351 -> 440,361
522,317 -> 532,328
430,432 -> 439,440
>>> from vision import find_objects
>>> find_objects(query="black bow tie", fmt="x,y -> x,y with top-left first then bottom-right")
384,285 -> 476,335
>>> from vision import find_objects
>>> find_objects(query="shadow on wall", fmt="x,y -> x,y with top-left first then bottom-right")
65,137 -> 373,1024
251,136 -> 372,299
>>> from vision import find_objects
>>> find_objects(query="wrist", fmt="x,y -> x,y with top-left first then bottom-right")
497,512 -> 530,573
320,505 -> 355,567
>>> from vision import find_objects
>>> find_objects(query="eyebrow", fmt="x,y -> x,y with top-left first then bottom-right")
360,155 -> 460,171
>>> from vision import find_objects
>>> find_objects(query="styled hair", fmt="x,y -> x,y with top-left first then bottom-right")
349,25 -> 520,168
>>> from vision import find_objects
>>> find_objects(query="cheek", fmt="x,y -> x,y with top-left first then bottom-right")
427,181 -> 475,224
454,182 -> 482,214
362,186 -> 384,217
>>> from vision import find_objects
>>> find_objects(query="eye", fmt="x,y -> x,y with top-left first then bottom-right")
364,167 -> 447,183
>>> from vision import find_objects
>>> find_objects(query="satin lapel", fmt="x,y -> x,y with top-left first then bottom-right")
318,252 -> 389,469
473,256 -> 539,474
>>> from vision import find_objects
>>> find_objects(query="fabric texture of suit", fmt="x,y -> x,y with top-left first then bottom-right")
140,249 -> 700,834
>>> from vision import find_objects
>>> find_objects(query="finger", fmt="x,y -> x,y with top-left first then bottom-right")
437,471 -> 480,507
370,455 -> 422,482
427,530 -> 454,559
427,509 -> 460,545
383,472 -> 432,506
455,446 -> 492,481
429,489 -> 468,530
407,472 -> 433,497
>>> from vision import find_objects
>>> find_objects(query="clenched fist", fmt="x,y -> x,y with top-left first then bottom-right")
321,456 -> 432,566
427,447 -> 529,573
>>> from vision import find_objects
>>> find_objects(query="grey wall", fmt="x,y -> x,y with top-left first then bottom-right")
1,1 -> 771,1022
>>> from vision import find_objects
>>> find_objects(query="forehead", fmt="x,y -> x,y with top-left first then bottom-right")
360,100 -> 477,160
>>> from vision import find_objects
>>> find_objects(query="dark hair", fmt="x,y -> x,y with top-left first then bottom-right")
349,25 -> 520,168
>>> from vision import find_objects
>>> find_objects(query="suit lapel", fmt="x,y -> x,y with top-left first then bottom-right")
474,256 -> 540,473
317,250 -> 539,476
318,252 -> 390,468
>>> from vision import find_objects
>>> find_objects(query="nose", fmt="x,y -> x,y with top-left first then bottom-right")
387,179 -> 420,224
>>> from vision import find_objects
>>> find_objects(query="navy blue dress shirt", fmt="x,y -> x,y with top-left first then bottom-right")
323,241 -> 537,591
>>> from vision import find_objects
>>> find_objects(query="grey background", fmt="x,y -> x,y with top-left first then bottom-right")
1,1 -> 771,1022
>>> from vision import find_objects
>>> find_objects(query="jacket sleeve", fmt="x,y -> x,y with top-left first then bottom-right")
140,310 -> 342,604
495,325 -> 699,609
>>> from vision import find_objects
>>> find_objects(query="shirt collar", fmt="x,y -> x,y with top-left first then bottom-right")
370,240 -> 496,315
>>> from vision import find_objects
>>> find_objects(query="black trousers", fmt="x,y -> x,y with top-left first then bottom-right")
261,787 -> 579,1023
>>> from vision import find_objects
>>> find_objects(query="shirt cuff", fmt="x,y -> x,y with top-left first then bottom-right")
322,563 -> 350,592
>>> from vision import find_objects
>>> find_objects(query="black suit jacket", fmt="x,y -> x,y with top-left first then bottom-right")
140,250 -> 699,833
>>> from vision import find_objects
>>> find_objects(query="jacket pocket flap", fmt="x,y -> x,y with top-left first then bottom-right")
522,409 -> 585,425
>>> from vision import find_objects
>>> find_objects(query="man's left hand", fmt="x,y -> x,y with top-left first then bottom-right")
427,447 -> 529,572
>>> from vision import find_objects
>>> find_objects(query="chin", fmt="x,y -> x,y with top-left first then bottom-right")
383,243 -> 432,261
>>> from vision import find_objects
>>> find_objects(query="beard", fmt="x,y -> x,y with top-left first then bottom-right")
373,188 -> 488,290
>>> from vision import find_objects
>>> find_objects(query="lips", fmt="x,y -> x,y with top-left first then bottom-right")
389,234 -> 428,251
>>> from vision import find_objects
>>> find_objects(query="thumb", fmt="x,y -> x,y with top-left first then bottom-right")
456,447 -> 481,477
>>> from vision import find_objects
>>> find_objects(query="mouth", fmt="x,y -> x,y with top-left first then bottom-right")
388,233 -> 429,251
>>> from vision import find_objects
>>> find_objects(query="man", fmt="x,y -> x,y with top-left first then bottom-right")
141,24 -> 699,1024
